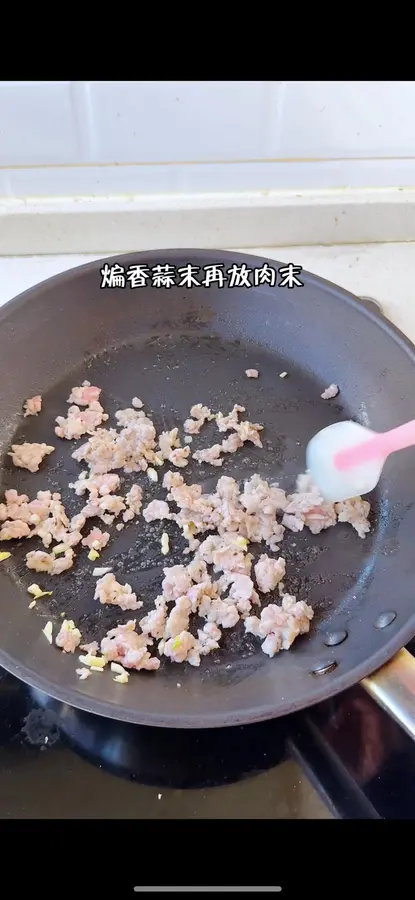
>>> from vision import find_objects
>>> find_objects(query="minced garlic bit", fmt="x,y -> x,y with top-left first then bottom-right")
0,552 -> 11,562
76,667 -> 90,680
161,532 -> 170,555
42,621 -> 53,644
28,599 -> 37,609
233,535 -> 248,550
111,661 -> 129,683
27,583 -> 52,599
52,544 -> 66,556
113,671 -> 129,684
279,372 -> 288,379
79,652 -> 107,669
147,467 -> 158,482
110,662 -> 127,675
92,566 -> 112,577
88,549 -> 100,561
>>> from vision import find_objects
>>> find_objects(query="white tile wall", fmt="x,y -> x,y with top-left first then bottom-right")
1,81 -> 415,198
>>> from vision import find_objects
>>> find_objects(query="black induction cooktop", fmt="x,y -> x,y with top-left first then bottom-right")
1,639 -> 415,821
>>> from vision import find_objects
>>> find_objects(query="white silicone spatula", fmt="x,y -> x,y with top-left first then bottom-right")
305,418 -> 415,503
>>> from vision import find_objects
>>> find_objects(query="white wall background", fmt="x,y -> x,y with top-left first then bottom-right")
1,81 -> 415,198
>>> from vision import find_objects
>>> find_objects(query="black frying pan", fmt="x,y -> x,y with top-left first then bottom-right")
1,249 -> 415,733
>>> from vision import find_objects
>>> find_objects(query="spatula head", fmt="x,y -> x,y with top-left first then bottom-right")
306,420 -> 383,502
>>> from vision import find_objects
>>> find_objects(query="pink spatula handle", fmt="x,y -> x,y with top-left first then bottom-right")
334,419 -> 415,471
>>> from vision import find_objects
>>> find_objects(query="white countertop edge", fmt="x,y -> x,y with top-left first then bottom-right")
1,188 -> 415,255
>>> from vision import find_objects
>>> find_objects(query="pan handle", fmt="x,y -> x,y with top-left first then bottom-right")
360,648 -> 415,740
354,296 -> 415,737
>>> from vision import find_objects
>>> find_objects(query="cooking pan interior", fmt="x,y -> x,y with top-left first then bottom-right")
0,249 -> 414,728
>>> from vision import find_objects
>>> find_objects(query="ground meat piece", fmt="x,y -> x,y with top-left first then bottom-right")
184,404 -> 213,435
216,404 -> 245,432
101,620 -> 159,671
80,641 -> 99,655
73,418 -> 157,475
158,428 -> 181,459
55,402 -> 108,440
197,622 -> 222,654
233,420 -> 263,448
0,519 -> 31,540
70,513 -> 86,533
281,513 -> 304,533
123,484 -> 143,522
143,500 -> 171,523
164,596 -> 192,639
53,550 -> 75,574
186,578 -> 220,615
82,528 -> 110,551
72,428 -> 119,474
94,573 -> 142,611
80,493 -> 126,525
32,494 -> 72,549
0,490 -> 30,523
254,554 -> 286,593
245,593 -> 314,656
321,383 -> 339,400
163,471 -> 184,490
26,548 -> 74,575
193,418 -> 263,466
183,417 -> 203,435
162,565 -> 193,602
169,482 -> 203,508
207,599 -> 240,629
69,472 -> 120,499
193,444 -> 224,467
196,534 -> 251,578
163,630 -> 199,664
334,497 -> 371,538
139,597 -> 168,639
115,408 -> 148,426
55,619 -> 82,653
169,447 -> 190,468
67,382 -> 102,405
221,433 -> 243,454
245,369 -> 259,378
228,573 -> 257,616
216,476 -> 240,500
186,558 -> 208,583
9,442 -> 54,473
241,474 -> 287,515
283,474 -> 338,535
28,491 -> 59,524
23,395 -> 42,417
26,551 -> 54,573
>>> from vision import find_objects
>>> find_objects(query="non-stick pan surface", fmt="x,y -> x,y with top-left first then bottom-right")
0,249 -> 414,728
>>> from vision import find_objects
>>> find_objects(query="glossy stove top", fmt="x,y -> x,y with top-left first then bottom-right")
1,642 -> 415,819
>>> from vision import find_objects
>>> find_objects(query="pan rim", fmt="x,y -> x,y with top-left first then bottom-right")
0,612 -> 413,728
1,247 -> 415,728
0,246 -> 413,352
